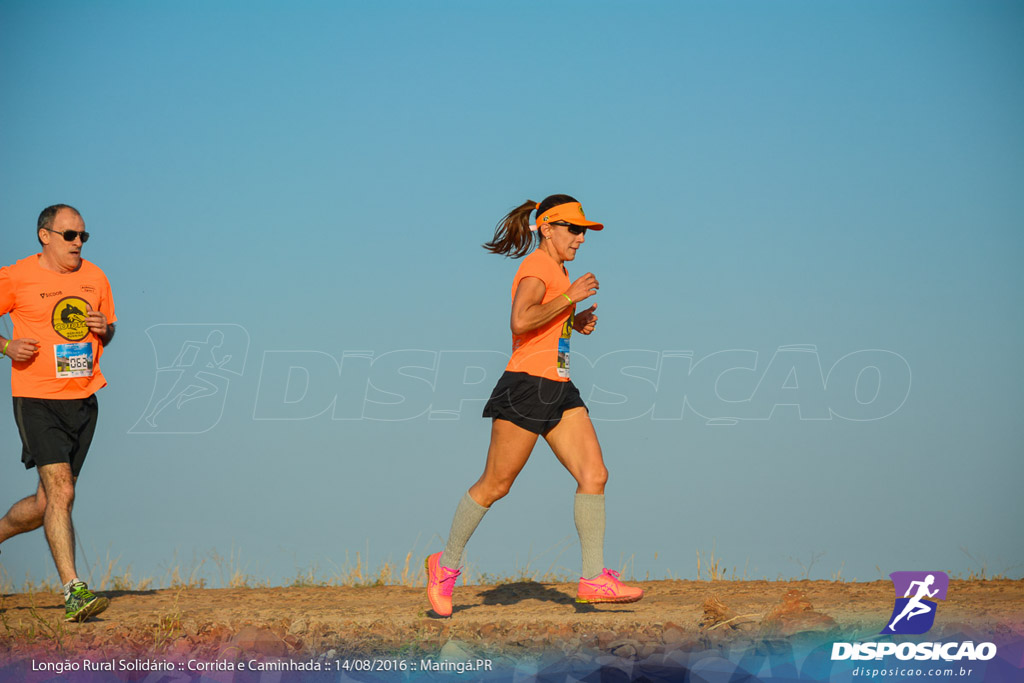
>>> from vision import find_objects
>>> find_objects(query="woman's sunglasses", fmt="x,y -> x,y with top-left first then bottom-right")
551,221 -> 587,236
44,228 -> 90,243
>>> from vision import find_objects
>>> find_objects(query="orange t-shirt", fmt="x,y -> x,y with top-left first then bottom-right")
506,249 -> 575,382
0,255 -> 117,399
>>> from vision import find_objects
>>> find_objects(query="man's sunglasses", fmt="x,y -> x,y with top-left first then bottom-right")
44,228 -> 90,243
551,221 -> 587,235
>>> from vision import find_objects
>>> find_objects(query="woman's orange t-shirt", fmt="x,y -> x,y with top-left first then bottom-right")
505,249 -> 575,382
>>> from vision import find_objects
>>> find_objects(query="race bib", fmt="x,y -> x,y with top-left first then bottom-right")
558,312 -> 573,379
557,337 -> 570,378
54,343 -> 94,378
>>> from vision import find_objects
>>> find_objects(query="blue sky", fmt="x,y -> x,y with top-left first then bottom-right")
1,1 -> 1022,587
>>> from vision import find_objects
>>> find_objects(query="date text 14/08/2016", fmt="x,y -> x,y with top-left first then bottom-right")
341,658 -> 494,674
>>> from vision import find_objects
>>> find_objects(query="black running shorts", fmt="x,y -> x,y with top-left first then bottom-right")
13,395 -> 98,477
482,371 -> 587,435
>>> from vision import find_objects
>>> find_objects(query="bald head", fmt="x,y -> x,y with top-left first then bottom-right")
37,204 -> 83,246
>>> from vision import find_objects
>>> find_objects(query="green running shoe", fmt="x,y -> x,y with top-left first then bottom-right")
64,582 -> 109,622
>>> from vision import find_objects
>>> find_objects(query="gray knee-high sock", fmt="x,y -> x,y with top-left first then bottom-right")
440,491 -> 489,568
575,493 -> 605,579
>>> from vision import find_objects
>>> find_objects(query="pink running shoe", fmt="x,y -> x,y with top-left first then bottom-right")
576,569 -> 644,604
425,551 -> 461,617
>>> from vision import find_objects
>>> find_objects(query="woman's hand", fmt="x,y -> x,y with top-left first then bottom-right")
566,272 -> 599,303
573,304 -> 598,335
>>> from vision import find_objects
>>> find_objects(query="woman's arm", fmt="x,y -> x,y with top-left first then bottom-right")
510,272 -> 599,335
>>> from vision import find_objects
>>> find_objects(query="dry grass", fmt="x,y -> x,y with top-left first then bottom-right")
210,546 -> 270,589
0,589 -> 70,652
151,589 -> 184,653
8,543 -> 997,595
698,594 -> 739,630
95,550 -> 153,592
467,538 -> 576,586
293,549 -> 426,588
158,549 -> 209,589
955,547 -> 1012,580
696,545 -> 726,581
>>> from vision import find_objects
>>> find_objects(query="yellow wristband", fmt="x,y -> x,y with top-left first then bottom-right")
1,340 -> 8,357
562,293 -> 573,304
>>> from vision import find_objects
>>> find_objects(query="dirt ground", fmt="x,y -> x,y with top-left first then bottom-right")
2,579 -> 1022,668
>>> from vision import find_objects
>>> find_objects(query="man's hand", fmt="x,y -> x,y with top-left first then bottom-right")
3,338 -> 40,362
85,303 -> 109,339
573,304 -> 599,335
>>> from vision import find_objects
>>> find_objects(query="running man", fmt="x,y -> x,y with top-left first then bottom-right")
888,574 -> 939,631
0,205 -> 116,622
425,195 -> 643,617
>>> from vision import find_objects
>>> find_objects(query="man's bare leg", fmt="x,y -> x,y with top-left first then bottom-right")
0,480 -> 47,544
37,463 -> 78,584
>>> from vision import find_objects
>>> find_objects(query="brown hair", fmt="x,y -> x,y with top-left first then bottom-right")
482,194 -> 578,258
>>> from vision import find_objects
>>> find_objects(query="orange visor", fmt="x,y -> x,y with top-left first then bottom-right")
533,202 -> 604,231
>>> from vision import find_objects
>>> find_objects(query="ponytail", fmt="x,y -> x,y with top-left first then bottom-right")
482,199 -> 538,258
482,194 -> 579,258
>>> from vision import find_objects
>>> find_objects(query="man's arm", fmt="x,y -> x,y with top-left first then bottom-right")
0,335 -> 41,362
0,268 -> 44,360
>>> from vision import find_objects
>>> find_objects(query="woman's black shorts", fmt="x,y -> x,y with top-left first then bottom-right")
14,395 -> 98,477
482,371 -> 587,435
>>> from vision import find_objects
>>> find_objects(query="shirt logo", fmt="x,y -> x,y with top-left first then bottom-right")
52,296 -> 90,341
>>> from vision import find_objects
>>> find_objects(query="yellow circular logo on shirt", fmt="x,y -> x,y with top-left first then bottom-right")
52,296 -> 90,341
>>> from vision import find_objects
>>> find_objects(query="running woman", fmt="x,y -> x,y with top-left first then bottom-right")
425,194 -> 643,617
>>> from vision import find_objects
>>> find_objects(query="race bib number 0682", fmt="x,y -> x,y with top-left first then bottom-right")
54,343 -> 94,379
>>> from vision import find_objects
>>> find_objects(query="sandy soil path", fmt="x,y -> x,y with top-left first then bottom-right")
2,579 -> 1022,670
